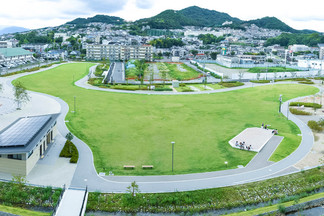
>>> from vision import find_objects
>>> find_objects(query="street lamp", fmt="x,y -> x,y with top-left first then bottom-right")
171,141 -> 175,172
74,96 -> 76,114
279,94 -> 282,113
225,161 -> 228,168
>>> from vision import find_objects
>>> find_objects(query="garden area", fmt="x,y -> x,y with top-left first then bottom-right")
15,63 -> 319,175
125,61 -> 202,81
0,177 -> 62,216
86,167 -> 324,214
248,67 -> 300,73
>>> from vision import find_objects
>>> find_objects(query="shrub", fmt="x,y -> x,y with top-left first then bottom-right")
308,120 -> 324,132
219,81 -> 244,88
179,83 -> 186,87
250,80 -> 271,83
289,108 -> 311,115
59,140 -> 79,163
289,102 -> 322,109
299,81 -> 314,84
154,88 -> 173,91
278,204 -> 286,214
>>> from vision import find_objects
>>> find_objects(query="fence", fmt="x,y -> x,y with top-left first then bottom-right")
102,62 -> 115,84
197,59 -> 313,71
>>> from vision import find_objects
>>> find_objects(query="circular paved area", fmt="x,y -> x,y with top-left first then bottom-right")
0,62 -> 320,193
0,97 -> 16,115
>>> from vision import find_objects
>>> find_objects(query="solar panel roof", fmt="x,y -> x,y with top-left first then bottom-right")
0,115 -> 51,148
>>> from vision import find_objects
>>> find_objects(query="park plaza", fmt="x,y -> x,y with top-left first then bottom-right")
229,125 -> 279,152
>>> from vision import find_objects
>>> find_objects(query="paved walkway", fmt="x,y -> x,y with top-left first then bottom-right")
0,62 -> 320,193
55,188 -> 87,216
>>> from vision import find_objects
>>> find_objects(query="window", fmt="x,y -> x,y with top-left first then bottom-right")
7,154 -> 22,160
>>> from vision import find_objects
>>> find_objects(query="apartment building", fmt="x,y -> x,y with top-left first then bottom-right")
86,44 -> 153,61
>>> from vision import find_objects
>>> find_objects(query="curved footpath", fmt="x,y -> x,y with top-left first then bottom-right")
0,62 -> 320,193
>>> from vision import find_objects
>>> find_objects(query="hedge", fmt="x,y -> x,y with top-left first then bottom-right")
250,80 -> 271,83
299,81 -> 315,85
307,120 -> 323,132
59,140 -> 79,163
289,108 -> 312,115
154,88 -> 173,91
219,81 -> 244,88
289,102 -> 322,109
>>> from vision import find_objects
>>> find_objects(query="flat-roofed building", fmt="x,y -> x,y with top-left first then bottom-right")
319,44 -> 324,60
0,114 -> 59,176
86,44 -> 153,61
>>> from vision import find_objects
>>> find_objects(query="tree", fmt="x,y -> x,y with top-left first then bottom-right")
126,181 -> 140,197
210,52 -> 218,60
134,60 -> 148,87
13,81 -> 30,110
190,50 -> 198,57
65,132 -> 74,141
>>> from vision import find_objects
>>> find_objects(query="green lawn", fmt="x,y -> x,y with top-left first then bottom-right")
0,205 -> 49,216
14,63 -> 318,175
164,63 -> 202,80
248,67 -> 299,73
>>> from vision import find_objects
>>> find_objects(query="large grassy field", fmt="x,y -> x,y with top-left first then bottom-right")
15,63 -> 318,175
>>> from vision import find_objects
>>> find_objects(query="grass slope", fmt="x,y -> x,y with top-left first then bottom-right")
15,63 -> 318,175
0,205 -> 49,216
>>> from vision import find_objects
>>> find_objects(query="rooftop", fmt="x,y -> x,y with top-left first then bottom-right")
0,114 -> 59,154
0,48 -> 33,57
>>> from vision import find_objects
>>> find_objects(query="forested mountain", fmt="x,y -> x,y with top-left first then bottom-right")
64,6 -> 317,33
246,17 -> 298,33
136,6 -> 242,29
67,15 -> 125,25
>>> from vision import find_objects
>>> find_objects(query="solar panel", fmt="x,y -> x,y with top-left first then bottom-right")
0,116 -> 51,148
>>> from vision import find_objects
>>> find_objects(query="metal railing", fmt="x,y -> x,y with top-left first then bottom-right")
51,184 -> 66,216
79,186 -> 88,216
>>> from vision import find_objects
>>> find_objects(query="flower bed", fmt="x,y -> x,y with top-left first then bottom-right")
87,167 -> 324,214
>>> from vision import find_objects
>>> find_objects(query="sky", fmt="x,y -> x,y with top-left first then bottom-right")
0,0 -> 324,32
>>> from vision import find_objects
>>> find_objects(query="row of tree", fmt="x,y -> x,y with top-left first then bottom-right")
198,34 -> 225,45
265,33 -> 324,47
149,38 -> 185,48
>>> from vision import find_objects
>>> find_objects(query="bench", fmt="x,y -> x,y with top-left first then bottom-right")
123,165 -> 135,169
142,165 -> 154,169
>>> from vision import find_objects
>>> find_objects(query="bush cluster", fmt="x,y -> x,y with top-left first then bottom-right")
0,181 -> 62,210
289,108 -> 312,115
250,80 -> 271,83
219,81 -> 244,88
290,102 -> 322,109
59,140 -> 79,163
87,168 -> 324,214
299,81 -> 315,84
307,120 -> 323,132
154,88 -> 172,91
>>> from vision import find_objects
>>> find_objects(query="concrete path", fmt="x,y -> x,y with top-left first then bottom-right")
0,62 -> 320,194
111,62 -> 124,83
55,188 -> 87,216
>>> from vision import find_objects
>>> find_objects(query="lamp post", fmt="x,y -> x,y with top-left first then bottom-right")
171,141 -> 175,172
74,96 -> 76,114
279,94 -> 282,113
225,161 -> 228,168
